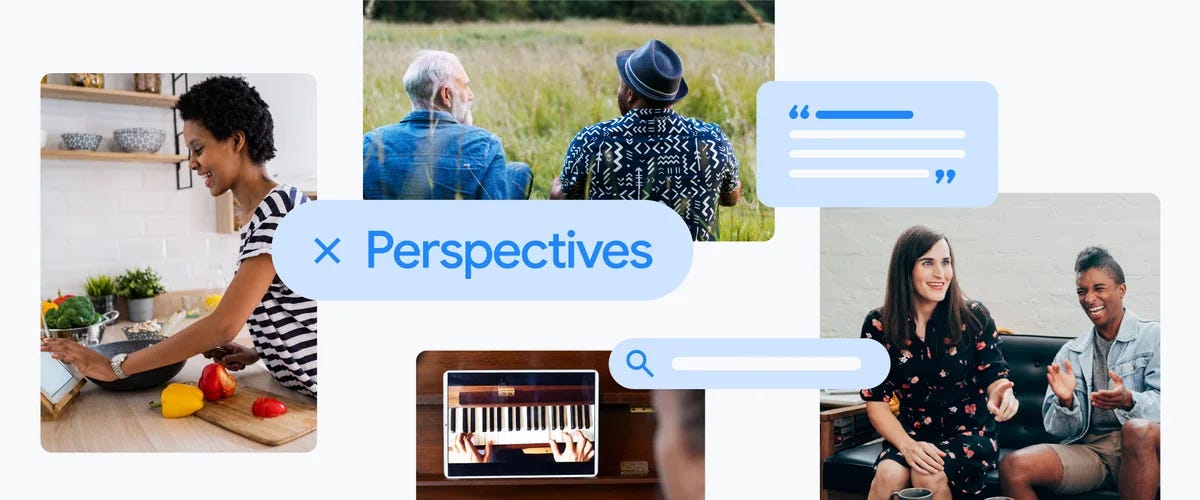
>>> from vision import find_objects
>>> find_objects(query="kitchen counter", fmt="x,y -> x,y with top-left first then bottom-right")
41,317 -> 317,452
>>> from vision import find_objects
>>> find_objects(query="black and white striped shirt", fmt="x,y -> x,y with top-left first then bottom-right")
237,184 -> 318,397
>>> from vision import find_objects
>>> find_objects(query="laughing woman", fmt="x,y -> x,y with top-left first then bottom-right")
859,225 -> 1015,499
42,76 -> 317,398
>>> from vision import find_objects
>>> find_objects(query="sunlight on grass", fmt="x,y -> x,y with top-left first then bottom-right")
365,20 -> 774,241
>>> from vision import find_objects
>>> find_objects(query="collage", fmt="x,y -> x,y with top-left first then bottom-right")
10,1 -> 1191,500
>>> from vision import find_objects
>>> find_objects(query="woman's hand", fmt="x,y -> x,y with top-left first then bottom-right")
899,440 -> 946,475
551,430 -> 595,462
449,433 -> 492,463
203,342 -> 258,371
1047,360 -> 1077,408
41,338 -> 116,381
987,379 -> 1019,422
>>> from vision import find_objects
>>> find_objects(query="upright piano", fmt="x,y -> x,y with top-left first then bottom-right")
416,351 -> 663,499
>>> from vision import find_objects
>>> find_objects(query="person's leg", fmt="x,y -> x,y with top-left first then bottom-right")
868,459 -> 910,500
505,161 -> 532,199
1118,419 -> 1160,500
910,470 -> 951,500
999,444 -> 1067,500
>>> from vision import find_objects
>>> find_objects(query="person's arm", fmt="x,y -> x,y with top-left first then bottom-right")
1042,348 -> 1087,438
714,125 -> 741,206
41,255 -> 277,381
553,130 -> 588,200
971,302 -> 1018,421
1112,333 -> 1160,423
477,135 -> 507,200
865,402 -> 945,475
122,255 -> 276,375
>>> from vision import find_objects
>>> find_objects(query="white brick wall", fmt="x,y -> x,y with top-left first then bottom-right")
821,194 -> 1160,339
39,73 -> 315,300
40,74 -> 239,298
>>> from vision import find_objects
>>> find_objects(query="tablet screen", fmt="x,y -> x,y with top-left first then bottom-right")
444,370 -> 599,479
41,351 -> 80,405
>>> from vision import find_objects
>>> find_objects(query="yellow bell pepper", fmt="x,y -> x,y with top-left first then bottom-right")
41,300 -> 57,327
150,383 -> 205,418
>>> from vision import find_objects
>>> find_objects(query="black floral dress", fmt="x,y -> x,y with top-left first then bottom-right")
859,300 -> 1010,497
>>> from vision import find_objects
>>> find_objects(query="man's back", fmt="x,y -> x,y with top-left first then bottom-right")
364,110 -> 506,200
559,108 -> 740,241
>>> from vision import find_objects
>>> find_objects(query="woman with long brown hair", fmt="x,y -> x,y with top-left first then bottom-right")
860,225 -> 1017,499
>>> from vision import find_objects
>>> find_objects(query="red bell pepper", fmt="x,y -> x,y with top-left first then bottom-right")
252,396 -> 288,418
53,290 -> 76,306
198,363 -> 237,401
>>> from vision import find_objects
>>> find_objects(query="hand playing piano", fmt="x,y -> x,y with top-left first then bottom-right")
449,432 -> 493,463
550,430 -> 594,462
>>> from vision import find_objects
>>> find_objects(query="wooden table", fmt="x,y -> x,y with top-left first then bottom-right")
40,318 -> 317,452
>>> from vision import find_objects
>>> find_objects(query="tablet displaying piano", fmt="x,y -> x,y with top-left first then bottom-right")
443,370 -> 599,479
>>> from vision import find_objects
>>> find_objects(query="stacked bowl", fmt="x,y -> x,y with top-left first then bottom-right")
112,127 -> 166,154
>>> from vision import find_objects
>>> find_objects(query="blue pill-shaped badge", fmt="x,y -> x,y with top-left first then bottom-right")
272,200 -> 694,300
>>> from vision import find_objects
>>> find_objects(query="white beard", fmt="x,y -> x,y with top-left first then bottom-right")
450,91 -> 473,125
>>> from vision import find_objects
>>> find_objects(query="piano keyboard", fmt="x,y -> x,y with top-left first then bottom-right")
448,405 -> 596,446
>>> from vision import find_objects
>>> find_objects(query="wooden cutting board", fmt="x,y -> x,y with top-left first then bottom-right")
194,386 -> 317,446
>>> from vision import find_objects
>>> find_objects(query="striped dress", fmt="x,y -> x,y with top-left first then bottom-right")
236,184 -> 318,397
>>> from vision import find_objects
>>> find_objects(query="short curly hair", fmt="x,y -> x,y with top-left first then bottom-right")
175,75 -> 276,164
1075,246 -> 1126,284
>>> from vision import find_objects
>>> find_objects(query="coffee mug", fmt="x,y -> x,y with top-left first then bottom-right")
890,488 -> 933,500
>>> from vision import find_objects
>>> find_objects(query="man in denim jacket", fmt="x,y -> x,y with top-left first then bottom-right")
363,50 -> 531,200
1000,247 -> 1160,499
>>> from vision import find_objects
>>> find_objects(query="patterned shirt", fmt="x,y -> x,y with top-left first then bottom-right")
558,108 -> 740,241
236,184 -> 318,397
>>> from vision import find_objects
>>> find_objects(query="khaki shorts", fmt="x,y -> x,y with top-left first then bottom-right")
1047,431 -> 1122,494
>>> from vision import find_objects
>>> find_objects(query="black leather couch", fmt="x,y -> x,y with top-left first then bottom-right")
821,334 -> 1119,499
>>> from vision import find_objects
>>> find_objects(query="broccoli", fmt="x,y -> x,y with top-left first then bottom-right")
45,296 -> 102,329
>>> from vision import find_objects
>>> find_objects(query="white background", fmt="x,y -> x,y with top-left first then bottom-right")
4,1 -> 1196,498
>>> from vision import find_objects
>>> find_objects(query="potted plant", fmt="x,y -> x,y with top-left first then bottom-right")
115,267 -> 166,322
83,274 -> 117,317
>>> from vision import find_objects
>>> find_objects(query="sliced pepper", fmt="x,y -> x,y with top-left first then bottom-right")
150,383 -> 205,418
199,362 -> 238,401
252,396 -> 288,418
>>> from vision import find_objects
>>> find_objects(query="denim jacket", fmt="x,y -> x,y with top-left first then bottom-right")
1043,308 -> 1160,443
363,110 -> 509,200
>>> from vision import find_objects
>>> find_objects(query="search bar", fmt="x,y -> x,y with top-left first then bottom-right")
672,356 -> 862,371
610,338 -> 889,390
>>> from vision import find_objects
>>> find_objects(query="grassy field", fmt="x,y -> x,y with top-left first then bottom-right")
364,20 -> 774,241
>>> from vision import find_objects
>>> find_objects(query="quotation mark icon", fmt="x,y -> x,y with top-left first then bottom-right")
788,104 -> 810,119
934,169 -> 957,184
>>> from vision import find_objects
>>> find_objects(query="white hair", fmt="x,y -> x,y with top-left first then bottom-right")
403,50 -> 462,110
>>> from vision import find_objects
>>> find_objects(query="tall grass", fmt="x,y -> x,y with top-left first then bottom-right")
364,20 -> 774,241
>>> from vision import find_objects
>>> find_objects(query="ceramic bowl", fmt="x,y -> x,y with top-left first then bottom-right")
60,132 -> 102,151
112,127 -> 166,154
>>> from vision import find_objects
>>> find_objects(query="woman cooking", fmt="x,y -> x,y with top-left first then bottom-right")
42,75 -> 317,398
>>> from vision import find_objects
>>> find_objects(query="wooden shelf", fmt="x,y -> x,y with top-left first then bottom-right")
41,83 -> 178,108
41,149 -> 186,164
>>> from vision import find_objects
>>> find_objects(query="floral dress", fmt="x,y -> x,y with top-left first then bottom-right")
860,300 -> 1010,497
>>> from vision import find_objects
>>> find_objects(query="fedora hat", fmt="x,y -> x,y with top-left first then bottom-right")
616,39 -> 689,104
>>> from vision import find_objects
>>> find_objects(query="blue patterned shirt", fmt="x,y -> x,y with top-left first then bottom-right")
558,108 -> 740,241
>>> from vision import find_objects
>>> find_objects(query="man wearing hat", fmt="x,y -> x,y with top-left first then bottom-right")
364,50 -> 532,200
550,39 -> 741,241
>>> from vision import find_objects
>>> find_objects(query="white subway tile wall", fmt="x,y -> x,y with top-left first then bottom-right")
821,194 -> 1160,338
40,77 -> 239,297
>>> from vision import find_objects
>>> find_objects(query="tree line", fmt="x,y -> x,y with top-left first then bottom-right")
364,0 -> 774,25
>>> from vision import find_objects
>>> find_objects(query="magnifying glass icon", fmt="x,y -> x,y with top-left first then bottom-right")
626,349 -> 654,377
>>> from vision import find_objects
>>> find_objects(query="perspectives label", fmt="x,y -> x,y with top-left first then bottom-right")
272,200 -> 693,300
757,81 -> 998,207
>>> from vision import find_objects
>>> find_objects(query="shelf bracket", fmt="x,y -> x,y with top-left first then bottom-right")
172,73 -> 193,190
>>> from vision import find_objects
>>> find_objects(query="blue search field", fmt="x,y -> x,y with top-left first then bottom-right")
609,338 -> 889,390
757,81 -> 998,207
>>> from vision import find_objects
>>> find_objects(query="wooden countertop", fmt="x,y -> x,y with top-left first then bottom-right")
41,317 -> 317,452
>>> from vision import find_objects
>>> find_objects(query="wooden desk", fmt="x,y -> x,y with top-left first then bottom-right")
40,318 -> 316,452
